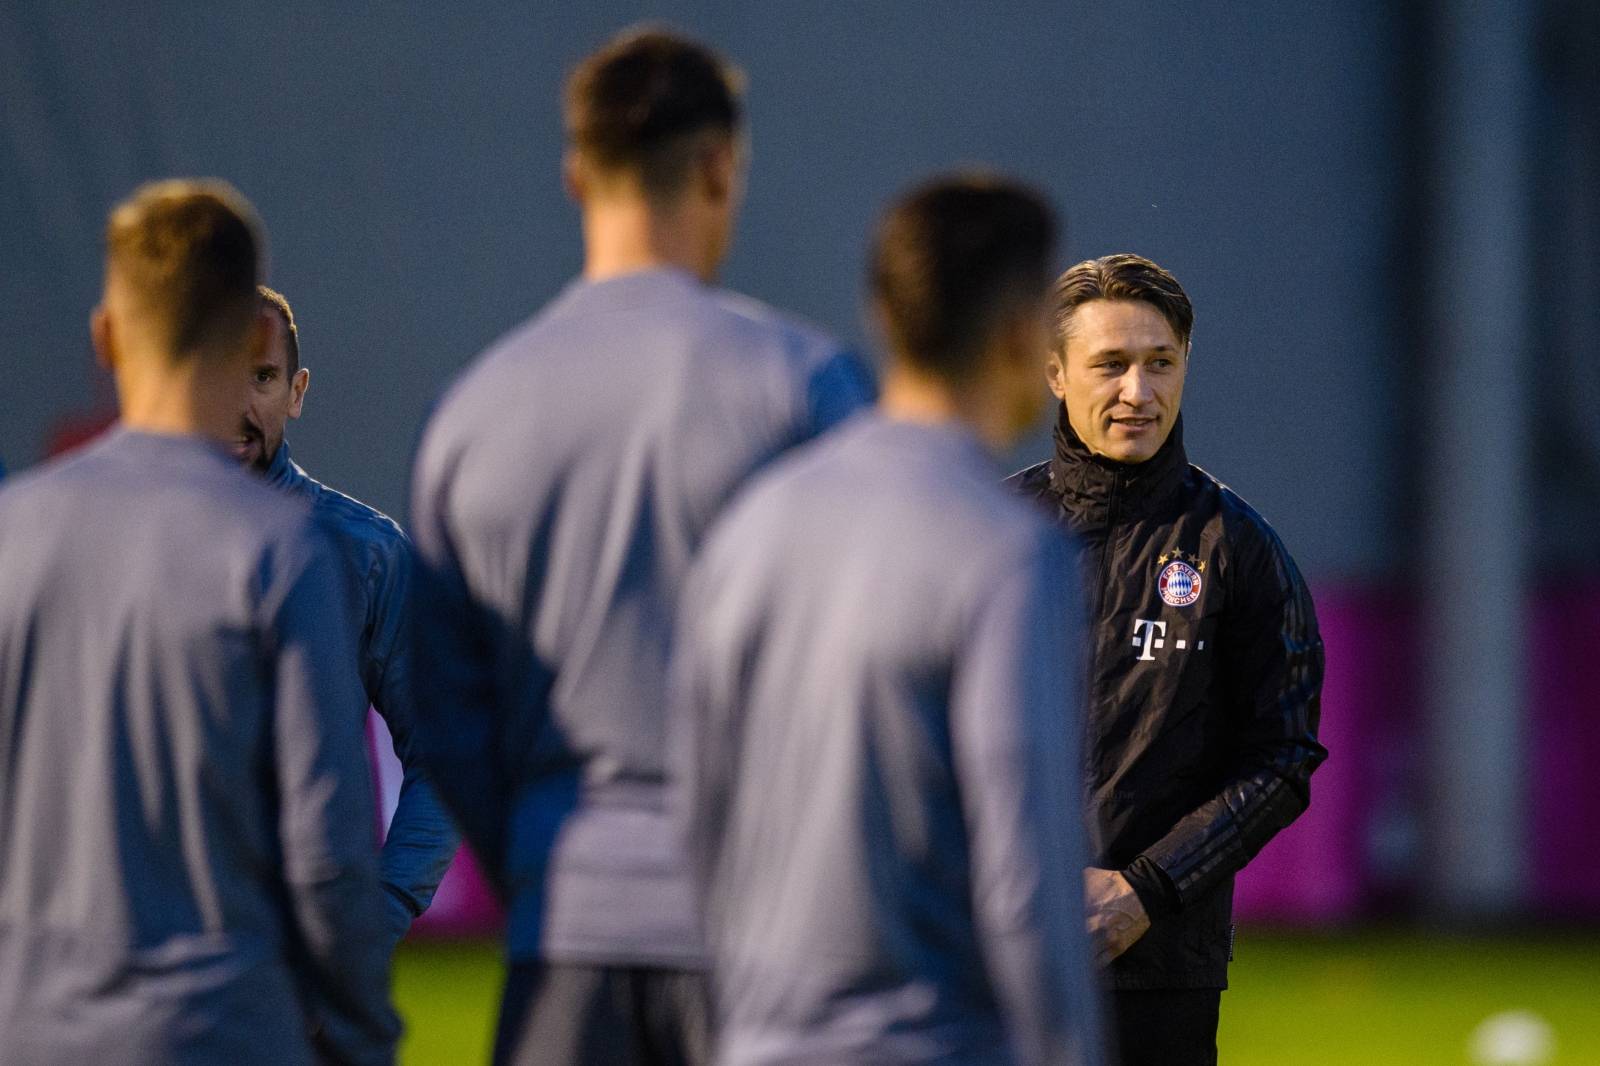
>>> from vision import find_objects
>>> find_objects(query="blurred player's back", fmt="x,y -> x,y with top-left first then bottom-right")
678,416 -> 1090,1064
412,267 -> 868,961
672,175 -> 1102,1066
408,27 -> 873,1066
0,179 -> 398,1066
0,431 -> 380,1065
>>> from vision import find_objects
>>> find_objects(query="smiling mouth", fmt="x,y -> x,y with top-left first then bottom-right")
1110,417 -> 1156,430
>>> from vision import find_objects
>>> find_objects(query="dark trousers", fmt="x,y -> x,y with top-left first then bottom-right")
494,961 -> 711,1066
1110,988 -> 1222,1066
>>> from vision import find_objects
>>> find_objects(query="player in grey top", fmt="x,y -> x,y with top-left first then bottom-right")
237,285 -> 459,946
0,181 -> 398,1066
408,29 -> 873,1066
673,176 -> 1104,1066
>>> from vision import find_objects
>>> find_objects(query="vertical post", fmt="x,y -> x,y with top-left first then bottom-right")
1422,0 -> 1533,915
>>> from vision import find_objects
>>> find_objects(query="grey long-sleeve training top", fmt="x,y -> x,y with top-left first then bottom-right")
0,429 -> 399,1066
262,440 -> 459,940
409,266 -> 874,966
672,415 -> 1104,1066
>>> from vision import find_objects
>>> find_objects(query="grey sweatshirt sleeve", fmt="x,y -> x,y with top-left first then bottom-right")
950,534 -> 1104,1066
265,529 -> 401,1065
666,556 -> 733,924
366,541 -> 461,941
406,467 -> 513,889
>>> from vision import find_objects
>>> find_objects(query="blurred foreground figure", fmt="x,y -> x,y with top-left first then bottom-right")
675,175 -> 1103,1066
408,27 -> 872,1066
1008,255 -> 1326,1066
0,181 -> 398,1064
237,285 -> 458,950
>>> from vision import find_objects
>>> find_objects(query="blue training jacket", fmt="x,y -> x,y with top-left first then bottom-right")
261,442 -> 459,943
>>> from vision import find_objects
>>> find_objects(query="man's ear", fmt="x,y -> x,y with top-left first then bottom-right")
91,305 -> 114,371
1045,351 -> 1068,402
699,136 -> 738,206
288,367 -> 310,420
562,149 -> 586,204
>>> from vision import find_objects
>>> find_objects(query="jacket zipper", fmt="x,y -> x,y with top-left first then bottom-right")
1093,469 -> 1123,625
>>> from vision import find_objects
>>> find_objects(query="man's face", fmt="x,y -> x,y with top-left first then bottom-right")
232,308 -> 308,471
1048,299 -> 1187,464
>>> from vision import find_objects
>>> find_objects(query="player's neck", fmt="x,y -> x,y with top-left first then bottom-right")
115,359 -> 240,446
879,363 -> 1014,453
581,198 -> 718,283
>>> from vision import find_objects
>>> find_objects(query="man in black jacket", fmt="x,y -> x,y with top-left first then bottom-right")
1009,254 -> 1326,1066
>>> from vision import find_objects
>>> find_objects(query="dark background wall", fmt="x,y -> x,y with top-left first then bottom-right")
0,2 -> 1404,582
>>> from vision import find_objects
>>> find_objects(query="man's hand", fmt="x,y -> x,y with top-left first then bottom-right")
1084,867 -> 1151,967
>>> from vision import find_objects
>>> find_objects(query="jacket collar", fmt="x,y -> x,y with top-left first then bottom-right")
261,440 -> 312,496
1046,404 -> 1188,531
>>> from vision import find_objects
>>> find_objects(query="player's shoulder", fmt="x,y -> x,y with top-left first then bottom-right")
0,449 -> 84,543
307,477 -> 407,547
1186,463 -> 1265,533
701,287 -> 848,367
727,410 -> 855,508
3,432 -> 284,516
201,458 -> 324,556
837,418 -> 1054,554
9,435 -> 322,576
448,311 -> 545,404
315,480 -> 406,541
416,309 -> 546,465
976,468 -> 1067,568
1003,458 -> 1053,500
0,429 -> 131,500
701,412 -> 871,551
1186,462 -> 1299,573
0,450 -> 66,511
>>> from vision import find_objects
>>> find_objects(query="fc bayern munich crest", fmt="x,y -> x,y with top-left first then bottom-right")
1158,559 -> 1203,607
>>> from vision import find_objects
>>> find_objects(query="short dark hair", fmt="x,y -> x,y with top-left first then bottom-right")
104,179 -> 263,359
1052,253 -> 1194,354
870,173 -> 1058,381
257,285 -> 300,373
564,26 -> 743,200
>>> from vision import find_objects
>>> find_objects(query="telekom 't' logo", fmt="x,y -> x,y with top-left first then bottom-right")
1132,618 -> 1206,661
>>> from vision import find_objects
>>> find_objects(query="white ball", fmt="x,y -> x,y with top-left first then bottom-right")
1468,1010 -> 1555,1066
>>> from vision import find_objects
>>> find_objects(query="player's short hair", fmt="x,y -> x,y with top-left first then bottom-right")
870,172 -> 1058,382
1052,253 -> 1194,354
258,285 -> 300,373
104,179 -> 263,360
564,26 -> 744,201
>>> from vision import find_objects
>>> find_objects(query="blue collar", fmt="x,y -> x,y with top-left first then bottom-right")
261,440 -> 307,492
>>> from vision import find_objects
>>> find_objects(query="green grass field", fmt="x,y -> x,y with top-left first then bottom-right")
393,929 -> 1600,1064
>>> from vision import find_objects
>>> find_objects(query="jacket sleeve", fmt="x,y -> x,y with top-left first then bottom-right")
264,527 -> 400,1065
364,535 -> 461,942
804,348 -> 876,436
1138,523 -> 1327,908
952,534 -> 1104,1066
405,450 -> 515,893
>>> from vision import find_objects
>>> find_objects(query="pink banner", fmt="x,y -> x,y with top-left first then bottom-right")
1529,580 -> 1600,916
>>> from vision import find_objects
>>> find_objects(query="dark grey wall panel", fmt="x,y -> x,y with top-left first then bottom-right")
1,2 -> 1402,579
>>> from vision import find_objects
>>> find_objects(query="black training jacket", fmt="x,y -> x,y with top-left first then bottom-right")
1008,407 -> 1326,990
